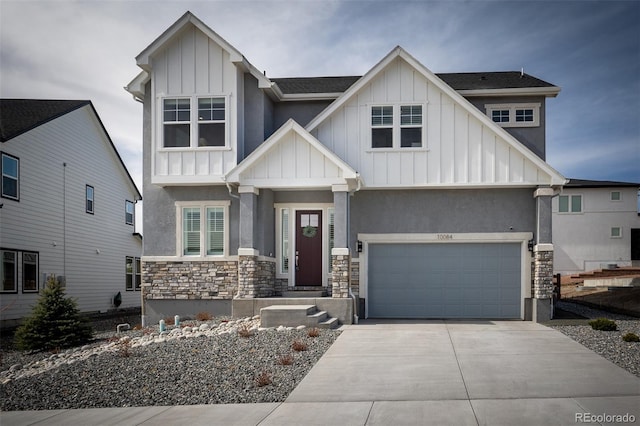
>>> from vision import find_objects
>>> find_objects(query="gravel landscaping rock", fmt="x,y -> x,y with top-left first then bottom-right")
0,317 -> 340,411
548,301 -> 640,378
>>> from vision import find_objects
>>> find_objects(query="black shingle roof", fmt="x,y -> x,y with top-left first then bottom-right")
272,72 -> 556,95
0,99 -> 90,142
565,178 -> 640,188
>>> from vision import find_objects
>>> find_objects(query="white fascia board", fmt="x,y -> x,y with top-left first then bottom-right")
124,71 -> 149,100
151,175 -> 227,187
226,119 -> 357,184
136,12 -> 244,69
458,86 -> 561,98
305,46 -> 566,187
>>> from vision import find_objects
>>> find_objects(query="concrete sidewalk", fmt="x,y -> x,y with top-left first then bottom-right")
2,320 -> 639,425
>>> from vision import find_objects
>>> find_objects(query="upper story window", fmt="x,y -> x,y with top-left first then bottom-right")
1,152 -> 19,201
125,200 -> 135,225
610,191 -> 622,201
162,96 -> 227,149
371,104 -> 424,149
559,194 -> 582,213
486,103 -> 540,128
163,98 -> 190,147
86,185 -> 94,214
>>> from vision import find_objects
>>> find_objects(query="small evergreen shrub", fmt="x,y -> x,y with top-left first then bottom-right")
14,276 -> 93,351
622,332 -> 640,342
588,318 -> 617,331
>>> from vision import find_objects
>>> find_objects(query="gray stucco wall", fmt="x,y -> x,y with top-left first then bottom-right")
272,100 -> 332,132
273,190 -> 334,204
243,73 -> 266,159
257,189 -> 275,257
349,188 -> 537,256
467,95 -> 547,160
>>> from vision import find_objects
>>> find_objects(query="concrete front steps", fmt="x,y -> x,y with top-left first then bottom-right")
260,305 -> 339,329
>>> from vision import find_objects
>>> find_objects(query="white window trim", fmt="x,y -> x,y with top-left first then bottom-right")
175,200 -> 231,259
158,95 -> 231,151
610,191 -> 622,202
1,249 -> 18,293
274,203 -> 334,286
368,103 -> 428,151
485,103 -> 540,128
610,227 -> 622,239
558,194 -> 583,214
1,152 -> 19,201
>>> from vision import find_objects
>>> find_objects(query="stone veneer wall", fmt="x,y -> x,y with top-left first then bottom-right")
350,260 -> 360,297
143,260 -> 237,300
331,254 -> 350,298
533,248 -> 554,299
236,256 -> 277,298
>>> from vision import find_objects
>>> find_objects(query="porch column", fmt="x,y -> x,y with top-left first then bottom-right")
331,186 -> 350,298
237,186 -> 259,298
532,187 -> 554,321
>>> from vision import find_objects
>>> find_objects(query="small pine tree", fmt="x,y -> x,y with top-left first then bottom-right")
14,276 -> 93,351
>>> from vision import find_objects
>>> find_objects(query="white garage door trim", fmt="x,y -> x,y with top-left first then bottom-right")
358,232 -> 533,319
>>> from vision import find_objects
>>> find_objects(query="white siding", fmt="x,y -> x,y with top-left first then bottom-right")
0,106 -> 142,322
151,24 -> 239,184
237,128 -> 346,188
553,187 -> 640,274
313,57 -> 554,188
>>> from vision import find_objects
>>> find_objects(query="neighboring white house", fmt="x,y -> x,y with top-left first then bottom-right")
553,178 -> 640,274
0,99 -> 142,326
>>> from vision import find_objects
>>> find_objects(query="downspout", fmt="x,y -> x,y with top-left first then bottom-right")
223,177 -> 240,200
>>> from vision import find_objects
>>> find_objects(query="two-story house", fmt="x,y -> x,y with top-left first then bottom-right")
553,178 -> 640,274
126,12 -> 566,323
0,100 -> 142,327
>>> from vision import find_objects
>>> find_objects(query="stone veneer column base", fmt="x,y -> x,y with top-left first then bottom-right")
331,249 -> 351,298
532,244 -> 554,322
236,253 -> 277,298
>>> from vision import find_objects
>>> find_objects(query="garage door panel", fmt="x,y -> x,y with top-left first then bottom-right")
368,242 -> 521,319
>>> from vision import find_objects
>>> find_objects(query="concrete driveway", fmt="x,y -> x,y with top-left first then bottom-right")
268,320 -> 640,426
3,320 -> 639,426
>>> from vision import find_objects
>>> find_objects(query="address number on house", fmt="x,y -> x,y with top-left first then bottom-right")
437,234 -> 453,240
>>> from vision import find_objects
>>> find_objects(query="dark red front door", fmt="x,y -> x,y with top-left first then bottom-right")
295,210 -> 323,286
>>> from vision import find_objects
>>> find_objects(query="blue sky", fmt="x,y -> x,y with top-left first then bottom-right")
1,0 -> 639,192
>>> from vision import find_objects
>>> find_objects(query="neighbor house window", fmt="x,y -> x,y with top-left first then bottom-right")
610,191 -> 622,201
486,103 -> 540,127
558,195 -> 582,213
1,250 -> 17,293
611,227 -> 622,238
125,256 -> 134,290
86,185 -> 94,214
1,153 -> 19,200
162,97 -> 228,148
372,104 -> 424,148
163,98 -> 190,148
177,202 -> 229,257
125,200 -> 135,225
126,256 -> 142,291
135,257 -> 141,290
22,252 -> 38,293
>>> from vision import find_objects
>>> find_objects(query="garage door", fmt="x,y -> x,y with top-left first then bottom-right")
368,243 -> 521,319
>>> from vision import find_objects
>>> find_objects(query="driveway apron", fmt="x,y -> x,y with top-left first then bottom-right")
280,320 -> 640,425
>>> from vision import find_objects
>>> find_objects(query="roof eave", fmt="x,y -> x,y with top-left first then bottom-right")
457,86 -> 561,98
